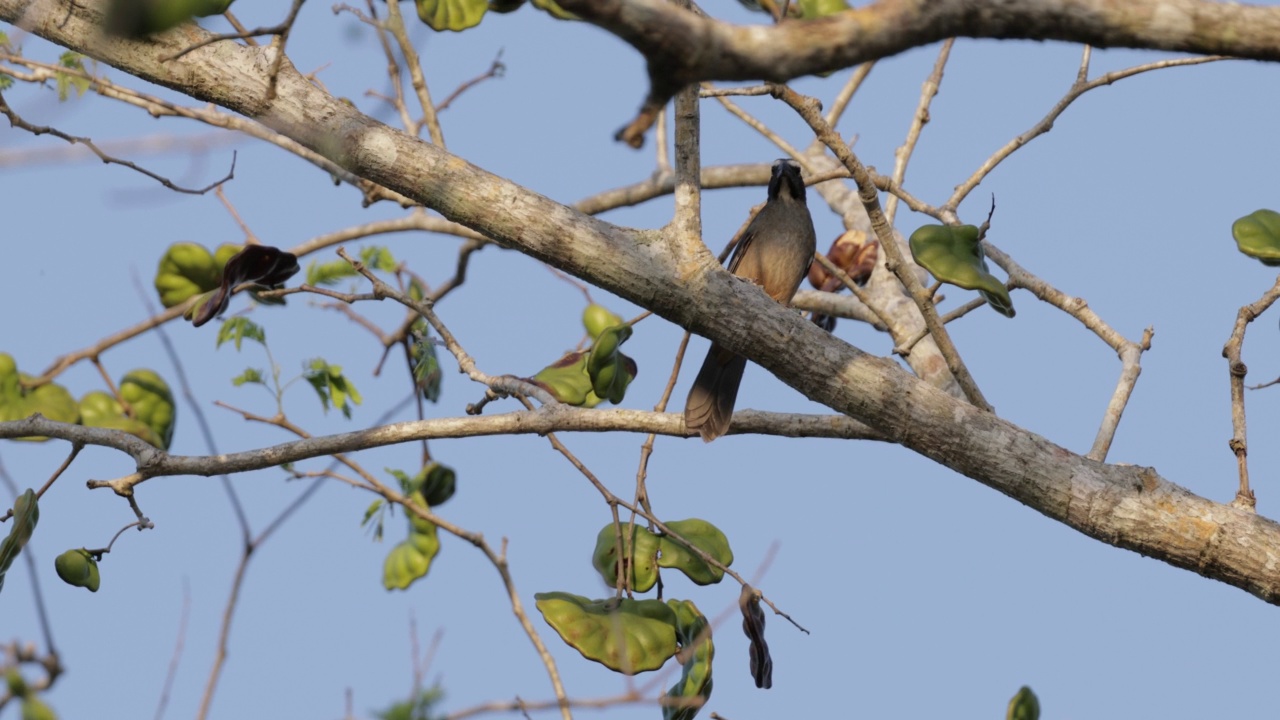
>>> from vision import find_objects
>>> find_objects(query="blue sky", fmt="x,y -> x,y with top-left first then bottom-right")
4,3 -> 1280,719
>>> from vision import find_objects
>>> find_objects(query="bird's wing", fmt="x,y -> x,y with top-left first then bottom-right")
726,229 -> 756,276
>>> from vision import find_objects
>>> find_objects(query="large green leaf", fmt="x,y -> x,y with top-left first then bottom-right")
657,519 -> 733,586
529,0 -> 576,19
592,523 -> 661,592
798,0 -> 848,18
79,391 -> 164,448
1232,209 -> 1280,266
104,0 -> 233,37
664,599 -> 714,720
54,548 -> 100,592
908,224 -> 1015,318
415,0 -> 488,30
154,242 -> 224,309
529,351 -> 603,407
535,592 -> 677,673
0,489 -> 38,594
1007,686 -> 1040,720
0,354 -> 79,441
383,516 -> 440,591
582,304 -> 625,341
119,370 -> 177,449
586,323 -> 637,404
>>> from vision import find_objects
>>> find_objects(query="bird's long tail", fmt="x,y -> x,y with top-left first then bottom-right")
684,344 -> 747,442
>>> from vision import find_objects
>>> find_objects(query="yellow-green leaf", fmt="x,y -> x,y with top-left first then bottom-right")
909,224 -> 1014,318
415,0 -> 488,30
1232,209 -> 1280,266
535,592 -> 677,673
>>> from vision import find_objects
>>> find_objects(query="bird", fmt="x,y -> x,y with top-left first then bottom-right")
684,158 -> 817,442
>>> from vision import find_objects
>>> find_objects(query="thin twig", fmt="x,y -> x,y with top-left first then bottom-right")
382,0 -> 445,146
1220,278 -> 1280,510
705,85 -> 803,160
336,248 -> 558,405
948,54 -> 1232,211
264,0 -> 307,102
884,39 -> 952,226
980,241 -> 1153,461
152,579 -> 192,720
437,50 -> 505,112
0,91 -> 235,194
0,56 -> 407,205
823,61 -> 875,127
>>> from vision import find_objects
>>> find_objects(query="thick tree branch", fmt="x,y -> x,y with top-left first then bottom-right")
550,0 -> 1280,145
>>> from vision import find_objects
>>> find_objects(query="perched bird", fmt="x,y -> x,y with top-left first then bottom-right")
684,158 -> 817,442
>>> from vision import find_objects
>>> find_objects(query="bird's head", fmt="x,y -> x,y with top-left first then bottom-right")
767,158 -> 806,202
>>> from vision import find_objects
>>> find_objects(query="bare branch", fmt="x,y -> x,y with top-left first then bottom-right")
1219,277 -> 1280,510
437,50 -> 505,112
948,54 -> 1231,210
0,91 -> 235,194
884,39 -> 952,225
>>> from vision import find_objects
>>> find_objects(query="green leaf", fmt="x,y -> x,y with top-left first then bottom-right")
154,242 -> 222,308
55,52 -> 89,101
231,368 -> 264,387
797,0 -> 848,17
534,592 -> 678,673
421,463 -> 456,507
664,600 -> 714,720
0,354 -> 80,441
1007,686 -> 1040,720
375,686 -> 444,720
0,489 -> 38,594
529,351 -> 598,407
119,369 -> 177,449
383,515 -> 440,590
216,317 -> 266,351
415,0 -> 489,30
360,245 -> 399,272
592,522 -> 661,592
78,391 -> 164,448
304,359 -> 363,419
305,258 -> 358,287
408,278 -> 428,303
908,224 -> 1015,318
529,0 -> 576,19
586,324 -> 637,404
361,499 -> 386,543
582,304 -> 625,341
7,668 -> 27,697
104,0 -> 234,37
386,468 -> 414,495
19,695 -> 57,720
1232,209 -> 1280,266
488,0 -> 525,13
385,463 -> 455,507
410,325 -> 443,403
657,519 -> 734,586
53,548 -> 100,592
